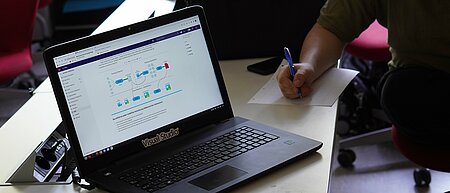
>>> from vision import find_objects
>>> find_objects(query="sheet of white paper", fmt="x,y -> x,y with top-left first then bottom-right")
249,60 -> 359,106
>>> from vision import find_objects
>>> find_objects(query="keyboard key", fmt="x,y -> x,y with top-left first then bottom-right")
229,151 -> 241,157
252,130 -> 265,135
263,133 -> 278,140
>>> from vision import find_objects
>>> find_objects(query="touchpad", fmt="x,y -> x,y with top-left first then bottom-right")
189,165 -> 248,191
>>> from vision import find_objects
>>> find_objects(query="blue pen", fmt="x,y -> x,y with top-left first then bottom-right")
283,47 -> 302,98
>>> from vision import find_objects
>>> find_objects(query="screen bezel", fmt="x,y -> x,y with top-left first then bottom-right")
43,6 -> 233,176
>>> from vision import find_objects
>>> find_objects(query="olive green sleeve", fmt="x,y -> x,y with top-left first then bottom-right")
317,0 -> 377,42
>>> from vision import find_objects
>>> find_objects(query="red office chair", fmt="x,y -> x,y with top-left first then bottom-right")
0,0 -> 52,85
337,20 -> 391,138
338,20 -> 392,169
392,126 -> 450,186
0,0 -> 52,127
338,20 -> 450,187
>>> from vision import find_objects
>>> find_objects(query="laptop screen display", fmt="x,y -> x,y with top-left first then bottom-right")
52,16 -> 223,158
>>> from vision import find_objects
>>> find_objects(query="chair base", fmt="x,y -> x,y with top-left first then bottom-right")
339,127 -> 391,149
413,168 -> 431,187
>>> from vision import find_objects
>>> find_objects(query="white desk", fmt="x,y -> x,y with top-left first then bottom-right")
0,1 -> 337,192
0,58 -> 337,193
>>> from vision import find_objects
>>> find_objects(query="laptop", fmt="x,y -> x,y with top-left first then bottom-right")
43,6 -> 322,193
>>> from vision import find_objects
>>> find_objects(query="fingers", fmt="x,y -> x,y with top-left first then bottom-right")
277,66 -> 296,99
293,64 -> 313,87
300,84 -> 312,97
293,71 -> 307,88
276,64 -> 313,99
276,65 -> 291,82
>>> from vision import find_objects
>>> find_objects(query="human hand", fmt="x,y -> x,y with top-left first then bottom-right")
276,63 -> 314,99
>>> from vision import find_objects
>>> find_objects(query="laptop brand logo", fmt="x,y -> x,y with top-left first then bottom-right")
141,128 -> 180,148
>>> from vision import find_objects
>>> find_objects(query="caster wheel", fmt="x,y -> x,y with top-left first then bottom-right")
337,149 -> 356,168
414,168 -> 431,187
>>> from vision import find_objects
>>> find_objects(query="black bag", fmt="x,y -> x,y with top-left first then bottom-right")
176,0 -> 326,61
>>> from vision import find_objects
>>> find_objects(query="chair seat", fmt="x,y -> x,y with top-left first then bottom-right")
391,126 -> 450,172
345,20 -> 391,62
0,48 -> 32,84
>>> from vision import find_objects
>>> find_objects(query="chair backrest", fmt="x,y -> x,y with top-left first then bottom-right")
0,1 -> 40,53
345,20 -> 391,62
0,0 -> 40,84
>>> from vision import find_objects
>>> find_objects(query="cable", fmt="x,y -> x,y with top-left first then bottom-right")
56,143 -> 96,190
48,139 -> 69,182
56,142 -> 72,182
72,168 -> 96,190
47,139 -> 96,190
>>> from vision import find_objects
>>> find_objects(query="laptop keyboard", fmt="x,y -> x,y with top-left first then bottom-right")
118,126 -> 279,192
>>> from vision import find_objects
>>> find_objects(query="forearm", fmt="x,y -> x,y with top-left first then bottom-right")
300,23 -> 346,83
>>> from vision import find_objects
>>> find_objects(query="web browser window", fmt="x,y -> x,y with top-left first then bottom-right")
53,16 -> 223,158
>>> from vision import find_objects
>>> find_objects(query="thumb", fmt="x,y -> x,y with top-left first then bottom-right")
293,69 -> 310,88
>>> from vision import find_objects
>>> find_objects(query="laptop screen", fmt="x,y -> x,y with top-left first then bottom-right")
52,15 -> 224,159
